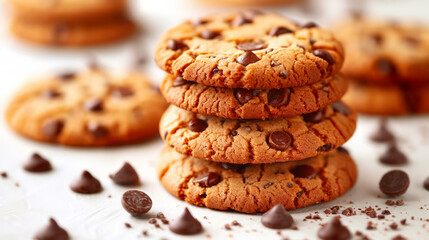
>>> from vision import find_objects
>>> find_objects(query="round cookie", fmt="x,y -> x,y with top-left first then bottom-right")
342,78 -> 429,115
162,74 -> 347,119
6,69 -> 168,146
155,11 -> 344,89
160,103 -> 356,164
10,16 -> 137,47
158,146 -> 357,213
334,17 -> 429,84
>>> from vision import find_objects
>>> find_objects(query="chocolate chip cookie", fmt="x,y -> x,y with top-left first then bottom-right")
6,69 -> 167,146
160,103 -> 356,164
161,74 -> 347,119
155,11 -> 344,89
158,146 -> 357,213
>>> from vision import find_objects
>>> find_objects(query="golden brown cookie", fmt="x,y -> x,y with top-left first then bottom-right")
334,17 -> 429,84
158,146 -> 357,213
162,74 -> 347,119
159,103 -> 356,164
155,11 -> 344,89
6,69 -> 168,146
342,78 -> 429,115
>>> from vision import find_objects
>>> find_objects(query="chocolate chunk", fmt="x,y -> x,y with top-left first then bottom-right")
424,177 -> 429,191
121,190 -> 152,217
235,89 -> 254,104
83,98 -> 103,112
290,165 -> 317,179
211,67 -> 220,75
193,172 -> 221,187
267,89 -> 290,107
379,144 -> 408,165
172,77 -> 191,87
237,51 -> 260,66
336,147 -> 349,155
41,119 -> 64,138
376,59 -> 396,75
1,172 -> 7,178
41,89 -> 61,99
111,87 -> 134,98
23,153 -> 52,172
303,109 -> 324,123
109,162 -> 140,186
317,143 -> 333,152
33,218 -> 69,240
188,119 -> 208,132
371,118 -> 395,142
70,170 -> 102,194
379,170 -> 409,196
314,49 -> 335,66
279,70 -> 289,79
261,204 -> 293,229
301,22 -> 318,28
168,39 -> 188,51
57,72 -> 75,81
169,208 -> 203,235
200,30 -> 220,39
331,102 -> 351,115
269,27 -> 293,36
231,14 -> 252,27
317,216 -> 351,240
268,131 -> 292,151
87,122 -> 109,138
236,42 -> 264,51
220,163 -> 248,173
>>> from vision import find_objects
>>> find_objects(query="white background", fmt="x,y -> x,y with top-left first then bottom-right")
1,0 -> 429,239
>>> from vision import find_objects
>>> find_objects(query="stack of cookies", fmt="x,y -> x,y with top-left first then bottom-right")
8,0 -> 137,47
155,11 -> 358,213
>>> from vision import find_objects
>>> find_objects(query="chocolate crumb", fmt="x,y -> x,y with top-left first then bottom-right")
389,222 -> 398,230
124,223 -> 132,228
1,172 -> 7,178
400,219 -> 407,225
148,218 -> 157,224
231,220 -> 241,226
225,224 -> 231,230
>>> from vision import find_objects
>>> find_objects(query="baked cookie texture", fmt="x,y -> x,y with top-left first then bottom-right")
161,74 -> 348,119
158,146 -> 357,213
155,11 -> 344,89
160,104 -> 356,164
6,69 -> 168,146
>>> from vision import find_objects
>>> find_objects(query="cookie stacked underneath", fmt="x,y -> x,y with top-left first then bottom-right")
7,0 -> 137,46
155,11 -> 358,213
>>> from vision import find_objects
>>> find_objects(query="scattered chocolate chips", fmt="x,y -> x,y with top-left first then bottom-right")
371,118 -> 395,142
303,109 -> 324,123
301,22 -> 318,28
269,27 -> 293,36
83,98 -> 103,112
33,218 -> 69,240
172,77 -> 191,87
379,144 -> 408,165
236,42 -> 265,51
424,177 -> 429,191
23,153 -> 52,172
261,204 -> 293,229
200,30 -> 220,40
376,59 -> 396,75
268,131 -> 292,151
188,119 -> 208,132
193,172 -> 221,187
57,72 -> 75,81
336,147 -> 349,155
279,70 -> 289,79
70,170 -> 102,194
220,163 -> 248,173
41,119 -> 64,138
290,165 -> 317,179
87,122 -> 109,138
121,190 -> 152,218
379,170 -> 409,196
237,51 -> 260,66
41,89 -> 61,99
331,102 -> 351,115
267,89 -> 290,107
313,49 -> 335,67
235,89 -> 254,104
169,208 -> 203,235
111,87 -> 134,98
317,143 -> 333,152
317,216 -> 351,240
168,39 -> 188,51
109,162 -> 140,186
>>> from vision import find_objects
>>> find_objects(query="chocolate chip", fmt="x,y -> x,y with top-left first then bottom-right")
168,39 -> 188,51
376,59 -> 396,75
369,33 -> 383,45
193,172 -> 221,187
70,170 -> 102,194
268,89 -> 290,107
33,218 -> 69,240
83,98 -> 103,112
121,190 -> 152,218
1,172 -> 7,178
371,118 -> 395,142
236,42 -> 264,51
169,208 -> 203,235
313,49 -> 335,67
235,89 -> 254,104
109,162 -> 140,186
200,30 -> 220,40
172,77 -> 191,87
41,89 -> 61,99
301,22 -> 318,28
57,72 -> 75,81
296,191 -> 303,197
264,182 -> 273,189
188,119 -> 208,132
279,70 -> 289,79
270,60 -> 278,67
87,122 -> 108,138
317,216 -> 351,240
379,144 -> 408,165
331,102 -> 351,115
41,119 -> 64,138
317,143 -> 333,152
379,170 -> 409,196
336,147 -> 349,155
111,87 -> 134,98
211,67 -> 220,76
231,14 -> 252,27
23,153 -> 52,172
424,177 -> 429,191
290,165 -> 317,179
220,163 -> 248,173
303,109 -> 324,123
261,204 -> 293,229
309,37 -> 316,45
268,131 -> 292,151
237,51 -> 260,66
269,27 -> 293,36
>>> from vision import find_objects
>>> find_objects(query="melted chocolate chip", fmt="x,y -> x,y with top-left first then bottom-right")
111,87 -> 134,98
236,42 -> 265,51
188,119 -> 208,132
23,153 -> 52,172
331,102 -> 351,115
371,118 -> 395,142
376,59 -> 396,75
57,72 -> 75,81
87,122 -> 109,138
317,143 -> 333,152
380,144 -> 408,165
279,70 -> 289,79
41,89 -> 61,99
314,49 -> 335,67
301,22 -> 318,28
268,131 -> 292,151
290,165 -> 317,179
200,30 -> 220,39
235,89 -> 254,104
41,119 -> 64,138
83,98 -> 103,112
33,218 -> 69,240
379,170 -> 409,196
317,216 -> 351,240
336,147 -> 349,155
231,14 -> 252,27
220,163 -> 248,173
268,89 -> 290,107
261,204 -> 294,229
121,190 -> 152,217
70,170 -> 102,194
193,172 -> 221,187
237,51 -> 260,66
169,208 -> 203,235
423,177 -> 429,191
109,162 -> 140,186
168,39 -> 188,51
303,109 -> 324,123
172,77 -> 191,87
269,27 -> 293,36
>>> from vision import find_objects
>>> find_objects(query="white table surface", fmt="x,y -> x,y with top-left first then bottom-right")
1,0 -> 429,239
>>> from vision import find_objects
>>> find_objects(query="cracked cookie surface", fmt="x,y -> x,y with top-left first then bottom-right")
159,104 -> 356,164
155,11 -> 344,89
6,69 -> 167,146
161,74 -> 347,119
158,146 -> 357,213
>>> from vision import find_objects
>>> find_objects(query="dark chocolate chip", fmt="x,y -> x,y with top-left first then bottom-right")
231,14 -> 252,27
279,70 -> 289,79
193,172 -> 221,187
111,87 -> 134,98
313,49 -> 335,66
261,204 -> 293,229
317,143 -> 333,152
172,77 -> 191,87
23,153 -> 52,173
267,89 -> 290,107
376,59 -> 396,75
309,37 -> 316,45
268,131 -> 292,151
371,118 -> 395,142
331,102 -> 351,115
83,98 -> 103,112
301,22 -> 318,28
121,190 -> 152,217
264,182 -> 273,189
1,172 -> 7,178
220,163 -> 248,173
379,144 -> 408,165
235,89 -> 254,104
211,67 -> 220,75
57,72 -> 75,81
424,177 -> 429,191
41,119 -> 64,138
200,30 -> 220,40
87,122 -> 109,138
188,119 -> 208,132
290,165 -> 317,179
109,162 -> 140,186
296,191 -> 303,197
270,60 -> 278,67
168,39 -> 188,51
317,216 -> 351,240
303,109 -> 324,123
236,42 -> 264,51
41,89 -> 61,99
269,27 -> 293,36
379,170 -> 409,196
70,170 -> 102,194
169,208 -> 203,235
336,147 -> 349,155
237,51 -> 260,66
33,218 -> 69,240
